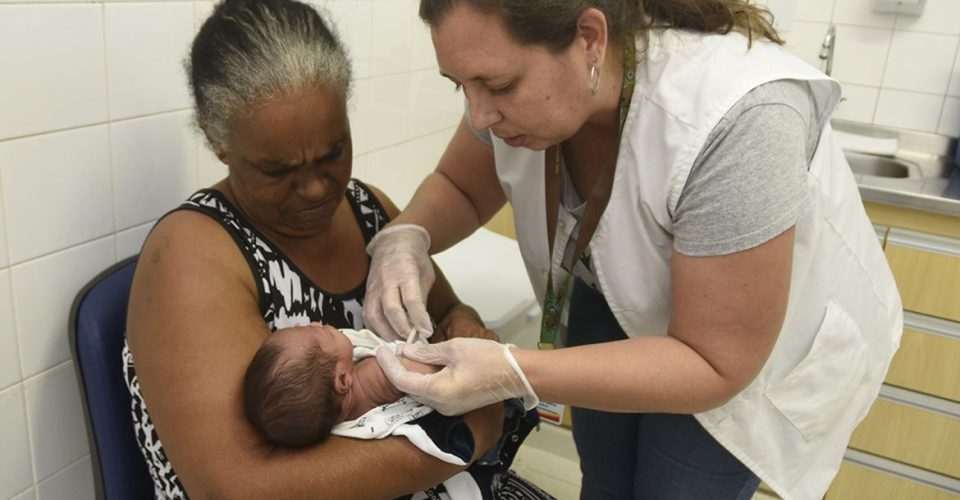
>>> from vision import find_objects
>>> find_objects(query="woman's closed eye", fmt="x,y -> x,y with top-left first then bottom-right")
488,82 -> 515,96
323,141 -> 346,162
258,141 -> 347,178
261,165 -> 293,178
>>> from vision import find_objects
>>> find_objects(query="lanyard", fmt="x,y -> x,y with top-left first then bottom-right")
539,39 -> 636,350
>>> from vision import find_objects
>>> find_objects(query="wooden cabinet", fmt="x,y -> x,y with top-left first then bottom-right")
885,231 -> 960,322
849,398 -> 960,478
886,320 -> 960,403
826,204 -> 960,499
827,460 -> 960,500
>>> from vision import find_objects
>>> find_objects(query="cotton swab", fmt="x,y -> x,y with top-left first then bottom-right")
406,327 -> 419,344
397,327 -> 418,361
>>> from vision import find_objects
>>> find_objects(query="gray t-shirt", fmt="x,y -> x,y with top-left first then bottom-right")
467,79 -> 820,260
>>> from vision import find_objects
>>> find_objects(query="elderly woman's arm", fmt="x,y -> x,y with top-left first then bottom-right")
126,211 -> 502,499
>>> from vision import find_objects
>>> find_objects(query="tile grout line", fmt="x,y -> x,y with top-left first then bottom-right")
0,146 -> 13,272
33,452 -> 93,490
101,1 -> 122,265
935,38 -> 960,134
0,108 -> 193,145
871,24 -> 897,126
360,124 -> 459,157
2,232 -> 126,272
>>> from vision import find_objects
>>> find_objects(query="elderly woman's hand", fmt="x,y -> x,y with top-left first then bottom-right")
433,304 -> 500,342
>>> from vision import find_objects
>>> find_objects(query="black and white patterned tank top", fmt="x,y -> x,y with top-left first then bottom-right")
121,179 -> 389,499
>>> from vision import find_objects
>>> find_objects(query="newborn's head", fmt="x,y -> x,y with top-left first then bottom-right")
244,323 -> 354,447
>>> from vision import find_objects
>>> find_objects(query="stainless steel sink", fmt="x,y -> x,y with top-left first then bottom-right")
845,152 -> 922,179
834,119 -> 955,180
831,119 -> 960,216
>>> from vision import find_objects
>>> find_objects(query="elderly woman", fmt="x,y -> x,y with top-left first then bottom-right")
121,0 -> 524,498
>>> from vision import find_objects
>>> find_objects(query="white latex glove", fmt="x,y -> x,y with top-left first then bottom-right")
375,338 -> 539,416
364,224 -> 435,341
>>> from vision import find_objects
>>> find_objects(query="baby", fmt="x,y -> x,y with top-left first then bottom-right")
243,322 -> 436,447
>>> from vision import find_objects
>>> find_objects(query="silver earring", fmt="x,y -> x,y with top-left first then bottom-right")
589,59 -> 600,95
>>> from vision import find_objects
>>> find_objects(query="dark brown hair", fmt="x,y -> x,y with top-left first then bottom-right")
418,0 -> 783,52
244,335 -> 340,447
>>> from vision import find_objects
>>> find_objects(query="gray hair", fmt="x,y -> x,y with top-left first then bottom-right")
188,0 -> 352,149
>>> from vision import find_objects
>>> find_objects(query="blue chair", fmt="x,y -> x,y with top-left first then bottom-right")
69,255 -> 154,499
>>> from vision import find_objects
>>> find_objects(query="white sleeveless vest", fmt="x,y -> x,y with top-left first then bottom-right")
493,30 -> 902,500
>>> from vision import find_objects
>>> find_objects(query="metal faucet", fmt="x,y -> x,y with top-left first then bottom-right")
819,24 -> 836,76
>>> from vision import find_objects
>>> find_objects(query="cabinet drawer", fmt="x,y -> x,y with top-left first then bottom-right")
885,230 -> 960,323
849,396 -> 960,478
886,314 -> 960,403
864,202 -> 960,240
827,461 -> 959,500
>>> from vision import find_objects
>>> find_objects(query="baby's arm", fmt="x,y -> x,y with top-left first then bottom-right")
400,356 -> 440,375
349,353 -> 438,408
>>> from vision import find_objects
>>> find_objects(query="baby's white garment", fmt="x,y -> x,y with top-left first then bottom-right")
331,329 -> 467,466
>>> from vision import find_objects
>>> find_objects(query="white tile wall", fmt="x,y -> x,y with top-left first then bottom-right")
0,127 -> 113,265
409,69 -> 463,135
784,21 -> 831,67
24,363 -> 89,482
363,74 -> 416,151
834,84 -> 880,122
370,0 -> 421,76
795,0 -> 836,23
0,271 -> 22,391
939,96 -> 960,136
0,4 -> 108,140
111,111 -> 198,230
0,1 -> 458,497
363,127 -> 456,208
948,45 -> 960,97
194,0 -> 214,30
35,457 -> 94,500
875,88 -> 945,131
781,0 -> 960,134
0,385 -> 33,500
832,25 -> 893,86
104,2 -> 194,120
0,188 -> 8,270
327,0 -> 373,79
115,222 -> 153,260
197,141 -> 228,187
410,6 -> 439,70
11,237 -> 116,379
882,31 -> 958,94
349,78 -> 373,156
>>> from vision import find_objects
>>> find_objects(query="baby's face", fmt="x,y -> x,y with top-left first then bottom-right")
273,323 -> 353,364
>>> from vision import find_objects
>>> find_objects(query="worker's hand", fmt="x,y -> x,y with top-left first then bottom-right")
375,338 -> 539,416
364,224 -> 435,341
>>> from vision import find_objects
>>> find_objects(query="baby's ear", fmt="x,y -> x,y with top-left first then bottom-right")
334,369 -> 351,394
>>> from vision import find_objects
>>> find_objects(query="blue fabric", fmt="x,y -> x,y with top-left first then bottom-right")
566,278 -> 760,500
70,256 -> 154,499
